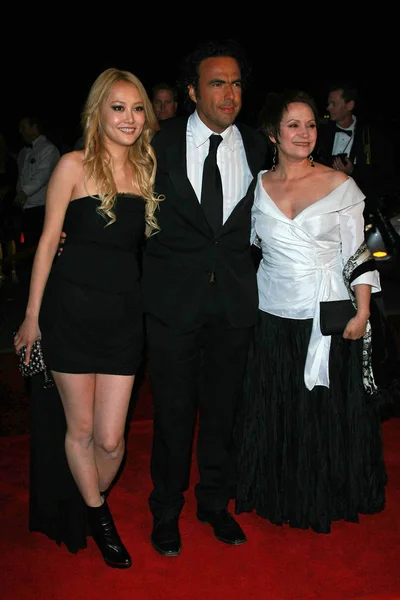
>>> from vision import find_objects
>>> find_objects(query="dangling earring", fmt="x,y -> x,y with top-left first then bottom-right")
271,145 -> 277,171
309,154 -> 315,167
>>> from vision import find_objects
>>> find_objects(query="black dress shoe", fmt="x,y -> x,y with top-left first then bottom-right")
197,507 -> 247,545
151,517 -> 181,556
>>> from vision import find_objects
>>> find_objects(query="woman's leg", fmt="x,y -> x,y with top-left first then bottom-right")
52,371 -> 134,568
89,373 -> 135,569
51,372 -> 100,506
93,373 -> 135,493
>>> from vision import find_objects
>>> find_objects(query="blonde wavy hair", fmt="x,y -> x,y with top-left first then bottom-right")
81,67 -> 162,236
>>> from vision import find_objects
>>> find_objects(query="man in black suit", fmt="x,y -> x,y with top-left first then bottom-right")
142,39 -> 267,556
315,81 -> 396,215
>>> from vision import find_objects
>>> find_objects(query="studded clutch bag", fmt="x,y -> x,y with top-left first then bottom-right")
16,337 -> 47,377
13,334 -> 54,389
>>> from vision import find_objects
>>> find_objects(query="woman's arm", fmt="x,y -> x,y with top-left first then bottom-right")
339,191 -> 377,340
14,153 -> 78,362
343,283 -> 371,340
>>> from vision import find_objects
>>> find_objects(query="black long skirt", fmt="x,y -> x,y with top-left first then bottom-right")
235,311 -> 387,534
29,375 -> 88,553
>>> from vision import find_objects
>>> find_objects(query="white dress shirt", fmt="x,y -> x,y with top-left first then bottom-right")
252,171 -> 381,391
17,135 -> 60,210
332,115 -> 356,159
186,111 -> 253,224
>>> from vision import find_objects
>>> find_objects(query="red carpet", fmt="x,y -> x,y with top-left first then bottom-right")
0,416 -> 400,599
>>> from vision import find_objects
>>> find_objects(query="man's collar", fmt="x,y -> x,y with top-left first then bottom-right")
33,134 -> 45,146
189,111 -> 235,151
335,115 -> 356,131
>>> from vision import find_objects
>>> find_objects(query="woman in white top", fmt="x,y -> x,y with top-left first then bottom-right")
235,90 -> 386,534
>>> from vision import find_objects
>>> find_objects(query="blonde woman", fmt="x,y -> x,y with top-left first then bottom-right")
14,68 -> 161,568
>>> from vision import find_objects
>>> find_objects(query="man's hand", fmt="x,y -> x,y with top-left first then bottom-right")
332,156 -> 354,175
13,190 -> 28,207
58,231 -> 66,256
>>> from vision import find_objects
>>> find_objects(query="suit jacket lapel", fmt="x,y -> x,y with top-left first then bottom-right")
349,122 -> 366,165
236,122 -> 262,177
160,117 -> 211,232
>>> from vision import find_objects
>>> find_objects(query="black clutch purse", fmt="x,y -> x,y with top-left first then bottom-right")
14,335 -> 54,388
320,300 -> 356,336
16,337 -> 47,376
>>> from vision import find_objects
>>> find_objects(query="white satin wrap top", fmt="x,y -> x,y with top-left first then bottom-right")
252,171 -> 381,391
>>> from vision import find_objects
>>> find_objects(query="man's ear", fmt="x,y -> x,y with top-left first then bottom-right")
348,100 -> 355,112
188,85 -> 197,104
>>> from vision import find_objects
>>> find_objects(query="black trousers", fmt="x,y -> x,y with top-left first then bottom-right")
146,306 -> 252,520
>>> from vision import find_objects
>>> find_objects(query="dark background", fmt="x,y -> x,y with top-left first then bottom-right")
2,21 -> 398,155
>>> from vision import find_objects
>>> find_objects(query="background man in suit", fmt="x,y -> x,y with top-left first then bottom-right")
315,81 -> 396,215
14,114 -> 60,249
151,82 -> 178,121
142,39 -> 267,557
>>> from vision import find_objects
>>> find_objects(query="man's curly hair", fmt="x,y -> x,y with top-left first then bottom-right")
178,38 -> 251,113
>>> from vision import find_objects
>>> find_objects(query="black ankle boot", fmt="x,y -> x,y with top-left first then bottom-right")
87,500 -> 132,568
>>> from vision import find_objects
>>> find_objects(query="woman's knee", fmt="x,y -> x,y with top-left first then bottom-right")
94,433 -> 125,457
65,424 -> 94,449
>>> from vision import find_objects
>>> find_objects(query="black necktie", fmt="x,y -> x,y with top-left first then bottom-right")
201,134 -> 223,234
335,126 -> 352,137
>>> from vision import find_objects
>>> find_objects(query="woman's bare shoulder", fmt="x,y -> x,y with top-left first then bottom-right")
315,161 -> 348,183
51,151 -> 85,184
47,151 -> 85,196
313,162 -> 348,191
58,150 -> 84,169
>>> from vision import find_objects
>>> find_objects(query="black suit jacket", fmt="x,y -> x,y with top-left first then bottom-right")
142,116 -> 268,329
315,118 -> 396,211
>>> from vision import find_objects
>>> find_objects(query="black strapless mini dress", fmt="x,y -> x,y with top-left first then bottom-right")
39,194 -> 145,375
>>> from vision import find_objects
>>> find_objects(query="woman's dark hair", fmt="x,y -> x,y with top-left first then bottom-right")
259,89 -> 319,148
178,38 -> 251,112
